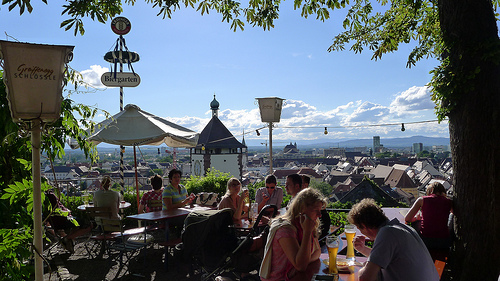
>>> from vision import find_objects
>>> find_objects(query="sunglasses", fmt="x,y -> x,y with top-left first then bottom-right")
266,185 -> 276,189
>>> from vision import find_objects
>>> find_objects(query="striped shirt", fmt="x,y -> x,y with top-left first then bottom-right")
162,184 -> 188,210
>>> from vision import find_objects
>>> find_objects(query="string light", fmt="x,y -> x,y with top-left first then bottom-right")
280,119 -> 445,130
195,119 -> 443,147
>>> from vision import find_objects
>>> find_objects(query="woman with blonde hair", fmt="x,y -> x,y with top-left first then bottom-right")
260,188 -> 326,281
218,178 -> 249,221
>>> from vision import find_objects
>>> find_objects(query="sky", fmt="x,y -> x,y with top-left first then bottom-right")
0,1 -> 450,147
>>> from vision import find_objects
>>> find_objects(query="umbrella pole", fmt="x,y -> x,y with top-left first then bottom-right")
134,146 -> 140,212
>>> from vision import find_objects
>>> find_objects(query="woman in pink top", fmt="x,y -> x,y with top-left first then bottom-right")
260,188 -> 326,281
405,182 -> 453,251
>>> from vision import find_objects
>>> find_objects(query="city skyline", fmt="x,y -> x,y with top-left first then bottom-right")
1,1 -> 449,146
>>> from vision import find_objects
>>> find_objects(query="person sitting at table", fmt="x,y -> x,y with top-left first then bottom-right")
349,198 -> 439,281
255,175 -> 283,212
259,188 -> 324,281
44,187 -> 91,254
138,174 -> 164,213
162,169 -> 195,210
218,178 -> 249,221
93,176 -> 120,220
285,174 -> 303,204
285,174 -> 331,241
301,174 -> 311,189
405,182 -> 453,259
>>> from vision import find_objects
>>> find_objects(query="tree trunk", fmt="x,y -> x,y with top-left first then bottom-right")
439,0 -> 500,280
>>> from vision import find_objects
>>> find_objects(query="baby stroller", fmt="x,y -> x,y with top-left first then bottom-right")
181,204 -> 279,281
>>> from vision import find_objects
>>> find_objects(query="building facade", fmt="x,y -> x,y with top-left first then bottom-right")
190,96 -> 247,179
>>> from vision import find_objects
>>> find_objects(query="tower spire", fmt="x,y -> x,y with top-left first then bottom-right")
210,94 -> 219,117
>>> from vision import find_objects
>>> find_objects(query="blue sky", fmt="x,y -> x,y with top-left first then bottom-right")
1,1 -> 449,147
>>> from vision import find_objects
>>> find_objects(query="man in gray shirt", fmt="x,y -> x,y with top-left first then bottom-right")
255,174 -> 283,212
348,198 -> 439,281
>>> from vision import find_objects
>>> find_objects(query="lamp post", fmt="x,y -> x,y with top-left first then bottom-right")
0,40 -> 74,281
256,97 -> 284,174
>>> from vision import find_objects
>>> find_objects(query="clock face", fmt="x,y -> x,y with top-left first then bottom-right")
194,160 -> 201,176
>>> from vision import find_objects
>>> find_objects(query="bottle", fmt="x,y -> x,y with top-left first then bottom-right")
251,202 -> 258,221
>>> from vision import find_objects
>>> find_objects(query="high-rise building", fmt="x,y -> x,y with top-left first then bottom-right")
373,136 -> 381,152
413,143 -> 423,154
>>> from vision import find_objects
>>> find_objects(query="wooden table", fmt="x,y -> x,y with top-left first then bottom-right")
312,254 -> 367,281
77,201 -> 131,211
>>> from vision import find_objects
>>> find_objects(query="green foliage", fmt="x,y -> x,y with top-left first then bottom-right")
375,151 -> 392,158
184,168 -> 232,197
157,155 -> 173,163
329,211 -> 348,234
417,150 -> 434,158
0,228 -> 34,280
149,168 -> 164,177
245,181 -> 264,201
310,180 -> 333,197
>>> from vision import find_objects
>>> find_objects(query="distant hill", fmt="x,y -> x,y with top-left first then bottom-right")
248,136 -> 450,150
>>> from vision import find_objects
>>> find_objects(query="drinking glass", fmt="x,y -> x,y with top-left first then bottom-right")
326,236 -> 340,274
249,203 -> 258,223
344,224 -> 357,260
83,194 -> 89,205
242,188 -> 250,204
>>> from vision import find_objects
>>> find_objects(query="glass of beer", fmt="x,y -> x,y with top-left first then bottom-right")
83,194 -> 89,205
326,236 -> 340,274
345,224 -> 356,260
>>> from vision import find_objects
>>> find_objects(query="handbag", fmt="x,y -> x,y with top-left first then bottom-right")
195,192 -> 219,207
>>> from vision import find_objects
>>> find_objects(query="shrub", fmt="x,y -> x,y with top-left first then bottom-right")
184,168 -> 232,198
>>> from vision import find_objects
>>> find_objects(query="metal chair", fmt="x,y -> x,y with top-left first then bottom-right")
84,206 -> 114,258
99,218 -> 150,277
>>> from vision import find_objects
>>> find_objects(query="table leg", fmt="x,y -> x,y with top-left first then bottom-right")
164,220 -> 170,271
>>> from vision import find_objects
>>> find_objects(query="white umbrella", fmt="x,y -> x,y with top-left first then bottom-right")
83,104 -> 199,210
88,104 -> 198,147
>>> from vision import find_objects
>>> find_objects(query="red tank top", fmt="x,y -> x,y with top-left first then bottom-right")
420,194 -> 452,238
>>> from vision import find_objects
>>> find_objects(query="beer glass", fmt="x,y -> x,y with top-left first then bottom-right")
326,236 -> 340,274
344,224 -> 356,260
83,194 -> 89,205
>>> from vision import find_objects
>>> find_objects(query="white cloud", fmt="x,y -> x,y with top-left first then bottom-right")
80,65 -> 109,89
343,101 -> 390,124
154,86 -> 448,144
389,86 -> 435,116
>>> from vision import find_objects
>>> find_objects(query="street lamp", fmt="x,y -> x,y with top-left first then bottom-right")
256,97 -> 284,174
0,40 -> 74,281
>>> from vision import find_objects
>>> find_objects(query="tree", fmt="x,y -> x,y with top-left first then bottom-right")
184,168 -> 232,196
310,180 -> 333,197
375,151 -> 391,158
417,150 -> 434,158
2,0 -> 499,279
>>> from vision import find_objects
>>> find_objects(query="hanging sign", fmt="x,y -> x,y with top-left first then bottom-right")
111,17 -> 131,35
101,72 -> 140,87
